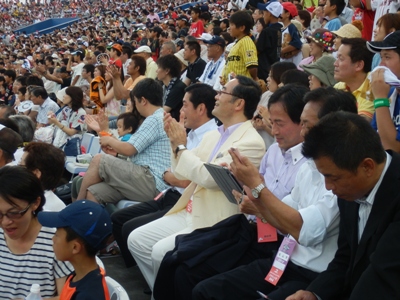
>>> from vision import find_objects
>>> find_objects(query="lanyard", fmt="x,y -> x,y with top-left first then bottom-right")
204,56 -> 224,80
163,77 -> 177,105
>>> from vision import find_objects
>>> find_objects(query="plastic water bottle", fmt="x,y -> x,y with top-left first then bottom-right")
25,284 -> 43,300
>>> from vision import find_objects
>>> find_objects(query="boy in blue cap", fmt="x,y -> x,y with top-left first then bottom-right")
38,200 -> 112,300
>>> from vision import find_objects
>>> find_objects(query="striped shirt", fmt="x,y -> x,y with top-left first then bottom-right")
37,97 -> 60,125
128,108 -> 171,192
221,35 -> 258,83
0,226 -> 73,299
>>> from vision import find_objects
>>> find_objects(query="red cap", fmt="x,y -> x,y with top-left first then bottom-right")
282,2 -> 298,17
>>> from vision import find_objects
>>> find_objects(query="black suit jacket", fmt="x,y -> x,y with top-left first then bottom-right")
307,151 -> 400,299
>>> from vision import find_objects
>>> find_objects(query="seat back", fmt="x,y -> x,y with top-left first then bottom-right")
105,276 -> 130,300
81,133 -> 94,153
89,136 -> 101,155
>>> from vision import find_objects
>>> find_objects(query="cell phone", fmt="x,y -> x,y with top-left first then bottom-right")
254,114 -> 262,119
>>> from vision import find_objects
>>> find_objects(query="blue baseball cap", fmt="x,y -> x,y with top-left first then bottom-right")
38,200 -> 112,250
203,36 -> 226,48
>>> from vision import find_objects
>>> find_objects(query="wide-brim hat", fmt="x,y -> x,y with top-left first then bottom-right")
302,55 -> 337,87
307,28 -> 335,53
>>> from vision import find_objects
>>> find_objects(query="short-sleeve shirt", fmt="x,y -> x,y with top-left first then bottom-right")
189,21 -> 204,38
280,23 -> 303,66
186,57 -> 207,84
71,62 -> 88,86
371,89 -> 400,141
324,18 -> 342,31
60,268 -> 108,300
127,108 -> 171,191
0,226 -> 73,299
334,75 -> 375,119
37,97 -> 60,124
221,35 -> 258,83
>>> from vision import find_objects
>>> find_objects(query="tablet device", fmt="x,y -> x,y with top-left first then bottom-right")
204,163 -> 243,205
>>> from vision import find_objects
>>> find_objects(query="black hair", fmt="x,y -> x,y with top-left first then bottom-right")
18,86 -> 27,95
229,11 -> 254,35
303,87 -> 358,118
340,38 -> 373,73
0,105 -> 16,119
156,54 -> 182,78
185,41 -> 201,57
329,0 -> 346,15
270,61 -> 297,85
0,166 -> 45,215
73,50 -> 85,60
15,76 -> 27,86
31,87 -> 48,100
117,112 -> 138,134
213,26 -> 223,36
280,70 -> 310,88
298,10 -> 311,28
268,84 -> 308,124
130,55 -> 147,76
26,75 -> 44,87
185,83 -> 217,119
221,32 -> 234,44
122,45 -> 133,58
65,86 -> 84,111
4,69 -> 16,81
231,75 -> 262,120
82,64 -> 95,78
23,142 -> 65,190
131,78 -> 163,106
64,226 -> 99,256
200,12 -> 211,22
302,111 -> 386,172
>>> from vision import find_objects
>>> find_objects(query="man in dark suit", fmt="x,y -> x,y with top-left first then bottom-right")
287,111 -> 400,300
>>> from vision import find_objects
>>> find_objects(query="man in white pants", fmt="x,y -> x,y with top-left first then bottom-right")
128,76 -> 266,291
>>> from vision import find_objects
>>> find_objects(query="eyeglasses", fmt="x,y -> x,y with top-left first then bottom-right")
215,90 -> 240,98
0,204 -> 32,220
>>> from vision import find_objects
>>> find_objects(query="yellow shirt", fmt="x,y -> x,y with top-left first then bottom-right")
221,36 -> 258,83
334,73 -> 374,119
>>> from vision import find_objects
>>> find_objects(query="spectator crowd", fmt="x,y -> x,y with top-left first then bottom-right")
1,0 -> 400,299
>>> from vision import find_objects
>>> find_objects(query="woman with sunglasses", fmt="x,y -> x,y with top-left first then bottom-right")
0,166 -> 72,299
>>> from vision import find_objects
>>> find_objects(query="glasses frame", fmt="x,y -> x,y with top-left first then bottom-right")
215,90 -> 241,99
0,203 -> 32,221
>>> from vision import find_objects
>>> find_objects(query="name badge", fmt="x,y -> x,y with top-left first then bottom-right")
257,217 -> 278,243
265,236 -> 296,285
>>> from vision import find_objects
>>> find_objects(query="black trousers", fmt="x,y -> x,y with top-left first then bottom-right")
154,216 -> 282,300
111,189 -> 181,267
192,258 -> 319,300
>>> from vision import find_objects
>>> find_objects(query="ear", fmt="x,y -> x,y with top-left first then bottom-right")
239,24 -> 246,33
32,168 -> 41,179
234,98 -> 245,112
196,103 -> 206,115
354,60 -> 365,72
32,196 -> 42,212
389,27 -> 396,34
360,158 -> 375,177
72,239 -> 83,255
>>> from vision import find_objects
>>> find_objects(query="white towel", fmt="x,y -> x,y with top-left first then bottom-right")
369,66 -> 400,87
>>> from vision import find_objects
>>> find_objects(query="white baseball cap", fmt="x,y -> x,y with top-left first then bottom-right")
257,1 -> 283,18
134,45 -> 152,54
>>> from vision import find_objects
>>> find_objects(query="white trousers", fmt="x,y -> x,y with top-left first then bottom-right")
128,210 -> 193,290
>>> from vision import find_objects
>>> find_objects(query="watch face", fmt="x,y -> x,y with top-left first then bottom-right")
252,189 -> 258,198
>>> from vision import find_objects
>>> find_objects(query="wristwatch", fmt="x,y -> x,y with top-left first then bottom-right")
251,183 -> 266,199
175,144 -> 187,157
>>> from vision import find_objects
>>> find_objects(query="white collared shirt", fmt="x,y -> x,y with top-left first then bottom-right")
356,152 -> 391,241
37,97 -> 60,124
282,159 -> 340,273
